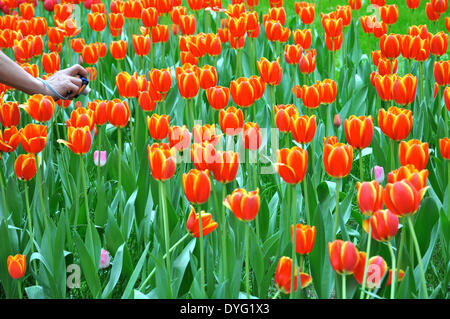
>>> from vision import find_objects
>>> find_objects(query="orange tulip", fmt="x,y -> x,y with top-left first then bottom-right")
48,27 -> 65,45
379,33 -> 401,59
219,106 -> 243,136
426,3 -> 440,21
412,36 -> 430,62
275,146 -> 308,184
323,137 -> 353,178
257,57 -> 282,86
373,73 -> 397,101
408,25 -> 430,40
193,124 -> 220,145
81,43 -> 99,65
363,209 -> 399,242
388,164 -> 428,192
228,16 -> 246,38
205,33 -> 222,56
298,49 -> 316,74
0,101 -> 20,127
176,64 -> 200,99
406,0 -> 420,9
377,57 -> 398,75
264,19 -> 284,42
241,122 -> 262,150
434,60 -> 450,86
88,12 -> 107,32
356,180 -> 384,216
66,107 -> 95,131
290,114 -> 316,145
7,254 -> 26,279
320,79 -> 337,104
19,3 -> 35,20
274,256 -> 312,294
29,17 -> 47,36
170,6 -> 186,25
71,38 -> 85,54
230,77 -> 255,107
295,3 -> 315,25
0,126 -> 20,154
360,16 -> 376,34
291,224 -> 316,255
325,33 -> 343,51
293,29 -> 312,49
91,3 -> 105,13
393,74 -> 417,105
87,100 -> 108,126
223,188 -> 260,222
179,14 -> 196,36
14,153 -> 37,181
430,32 -> 448,57
151,24 -> 169,43
168,125 -> 190,151
155,0 -> 173,15
132,34 -> 151,56
211,150 -> 239,183
41,52 -> 60,74
380,4 -> 398,25
398,139 -> 429,171
54,4 -> 72,21
284,44 -> 303,64
186,206 -> 218,238
249,75 -> 266,101
141,7 -> 158,28
147,142 -> 176,181
116,72 -> 147,98
274,104 -> 299,133
335,5 -> 352,27
183,169 -> 211,204
13,37 -> 34,63
344,115 -> 373,149
110,40 -> 128,60
353,253 -> 388,288
206,86 -> 229,110
138,91 -> 156,112
378,107 -> 413,141
294,83 -> 322,109
123,0 -> 143,19
191,142 -> 216,171
446,16 -> 450,33
149,68 -> 172,96
56,18 -> 81,38
109,13 -> 125,37
21,94 -> 55,123
328,240 -> 360,275
147,114 -> 170,140
439,138 -> 450,159
21,63 -> 39,78
383,179 -> 427,216
348,0 -> 362,10
57,126 -> 92,155
322,15 -> 343,38
198,65 -> 217,90
107,99 -> 130,128
20,124 -> 47,154
372,20 -> 387,38
431,0 -> 448,13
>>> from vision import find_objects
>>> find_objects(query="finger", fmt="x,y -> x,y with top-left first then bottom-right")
66,64 -> 89,78
64,82 -> 80,100
69,76 -> 83,87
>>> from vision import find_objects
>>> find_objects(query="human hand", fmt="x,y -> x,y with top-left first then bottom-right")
41,64 -> 89,100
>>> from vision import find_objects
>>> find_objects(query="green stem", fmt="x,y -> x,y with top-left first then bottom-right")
388,241 -> 396,299
36,153 -> 49,232
17,280 -> 22,299
252,152 -> 260,240
360,222 -> 372,299
390,139 -> 395,172
397,221 -> 406,272
326,105 -> 330,138
303,179 -> 310,225
359,149 -> 364,181
221,185 -> 228,281
236,49 -> 242,78
139,233 -> 189,291
333,178 -> 340,240
118,128 -> 123,214
80,156 -> 90,224
245,221 -> 250,299
292,64 -> 297,107
0,164 -> 8,220
188,99 -> 195,129
448,161 -> 450,222
342,274 -> 346,299
290,184 -> 297,299
159,181 -> 173,298
272,289 -> 281,299
24,181 -> 37,277
96,125 -> 102,188
198,204 -> 206,298
407,216 -> 429,299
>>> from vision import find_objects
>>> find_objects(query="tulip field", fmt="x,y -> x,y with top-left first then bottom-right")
0,0 -> 449,301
